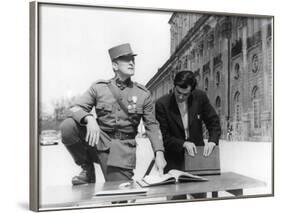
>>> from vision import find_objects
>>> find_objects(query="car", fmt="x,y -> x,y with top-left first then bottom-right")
40,130 -> 60,146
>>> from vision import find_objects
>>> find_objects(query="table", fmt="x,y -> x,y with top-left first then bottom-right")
40,172 -> 267,210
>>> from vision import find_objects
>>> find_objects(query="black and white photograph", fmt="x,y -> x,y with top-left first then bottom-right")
29,1 -> 273,211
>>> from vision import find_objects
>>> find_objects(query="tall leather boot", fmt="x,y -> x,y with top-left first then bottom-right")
64,143 -> 96,185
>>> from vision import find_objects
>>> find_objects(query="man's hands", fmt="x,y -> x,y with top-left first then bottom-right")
84,116 -> 100,147
183,141 -> 197,156
184,141 -> 216,157
203,142 -> 216,156
155,151 -> 167,176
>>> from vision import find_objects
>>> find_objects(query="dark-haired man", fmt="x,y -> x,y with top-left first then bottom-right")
60,43 -> 166,185
155,71 -> 221,199
155,70 -> 221,175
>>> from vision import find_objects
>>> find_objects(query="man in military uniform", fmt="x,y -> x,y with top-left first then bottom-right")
60,43 -> 166,185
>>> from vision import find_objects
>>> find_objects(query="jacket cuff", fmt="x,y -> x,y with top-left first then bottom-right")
208,138 -> 219,145
154,149 -> 165,154
72,109 -> 92,125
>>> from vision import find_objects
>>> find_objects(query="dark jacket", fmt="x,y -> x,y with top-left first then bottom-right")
155,89 -> 221,171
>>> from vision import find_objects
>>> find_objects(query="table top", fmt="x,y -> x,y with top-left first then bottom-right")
40,172 -> 266,210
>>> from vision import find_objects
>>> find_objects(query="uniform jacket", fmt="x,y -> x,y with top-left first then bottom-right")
69,77 -> 164,169
155,89 -> 221,171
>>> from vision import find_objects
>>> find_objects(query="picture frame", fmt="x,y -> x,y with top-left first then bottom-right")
30,1 -> 274,211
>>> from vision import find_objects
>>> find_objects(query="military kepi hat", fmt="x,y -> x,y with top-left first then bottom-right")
108,43 -> 137,61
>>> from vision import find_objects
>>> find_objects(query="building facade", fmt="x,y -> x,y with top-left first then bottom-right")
146,13 -> 273,142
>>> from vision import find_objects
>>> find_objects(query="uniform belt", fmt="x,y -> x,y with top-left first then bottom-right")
106,131 -> 136,140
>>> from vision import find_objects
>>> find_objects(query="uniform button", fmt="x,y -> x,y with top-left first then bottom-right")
117,107 -> 121,111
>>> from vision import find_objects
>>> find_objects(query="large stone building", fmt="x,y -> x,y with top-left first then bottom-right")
146,13 -> 273,142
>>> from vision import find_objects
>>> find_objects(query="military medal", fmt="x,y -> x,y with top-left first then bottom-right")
131,96 -> 137,110
128,96 -> 138,113
132,96 -> 137,104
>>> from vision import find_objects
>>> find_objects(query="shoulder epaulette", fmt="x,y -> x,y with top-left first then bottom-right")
95,79 -> 110,84
134,82 -> 149,92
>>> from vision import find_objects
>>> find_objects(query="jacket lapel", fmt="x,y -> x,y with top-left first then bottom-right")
169,93 -> 184,132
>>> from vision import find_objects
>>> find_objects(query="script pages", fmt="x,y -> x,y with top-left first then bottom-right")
137,169 -> 208,187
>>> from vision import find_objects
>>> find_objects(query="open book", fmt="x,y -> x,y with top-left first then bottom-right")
137,169 -> 208,187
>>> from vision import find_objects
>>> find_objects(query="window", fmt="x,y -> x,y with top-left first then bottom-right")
252,86 -> 261,128
252,54 -> 259,73
253,101 -> 260,128
234,91 -> 240,102
215,96 -> 221,117
216,96 -> 221,108
216,71 -> 220,86
234,91 -> 241,122
235,104 -> 241,122
204,78 -> 209,91
234,63 -> 240,79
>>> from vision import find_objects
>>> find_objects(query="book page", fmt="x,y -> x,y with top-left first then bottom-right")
168,169 -> 208,182
142,173 -> 174,185
167,169 -> 185,179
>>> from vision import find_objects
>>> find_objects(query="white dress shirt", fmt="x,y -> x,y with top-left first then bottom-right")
177,100 -> 189,140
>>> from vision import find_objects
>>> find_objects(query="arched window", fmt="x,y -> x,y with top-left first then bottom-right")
234,91 -> 240,102
215,96 -> 221,117
252,86 -> 258,99
234,91 -> 241,122
216,96 -> 221,108
252,54 -> 259,73
216,71 -> 221,86
205,78 -> 209,91
252,86 -> 261,128
234,63 -> 240,80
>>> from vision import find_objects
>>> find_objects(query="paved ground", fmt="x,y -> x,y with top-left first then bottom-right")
39,137 -> 156,188
40,138 -> 272,203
